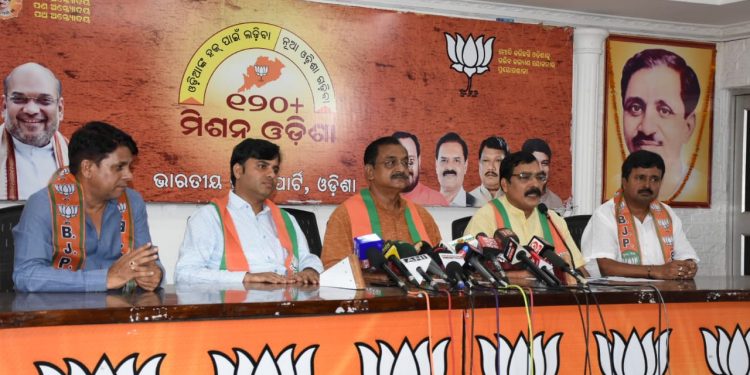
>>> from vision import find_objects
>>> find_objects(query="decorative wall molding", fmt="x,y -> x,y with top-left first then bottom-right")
314,0 -> 750,41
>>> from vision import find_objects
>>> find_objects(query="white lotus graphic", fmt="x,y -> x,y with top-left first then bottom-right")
445,32 -> 494,97
594,328 -> 671,375
476,332 -> 562,375
356,337 -> 450,375
34,353 -> 165,375
701,325 -> 750,374
209,344 -> 318,375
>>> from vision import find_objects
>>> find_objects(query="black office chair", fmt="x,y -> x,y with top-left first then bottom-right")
451,216 -> 472,239
0,204 -> 24,292
564,214 -> 591,249
283,208 -> 322,257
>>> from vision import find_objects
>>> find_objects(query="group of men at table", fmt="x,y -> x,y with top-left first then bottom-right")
5,61 -> 698,293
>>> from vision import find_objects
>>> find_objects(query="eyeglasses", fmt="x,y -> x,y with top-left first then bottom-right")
378,159 -> 410,169
8,94 -> 59,106
511,172 -> 548,183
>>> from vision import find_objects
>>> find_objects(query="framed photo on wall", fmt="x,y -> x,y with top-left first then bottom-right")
603,35 -> 715,207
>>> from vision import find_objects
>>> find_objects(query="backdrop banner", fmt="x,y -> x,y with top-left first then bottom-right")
1,0 -> 573,205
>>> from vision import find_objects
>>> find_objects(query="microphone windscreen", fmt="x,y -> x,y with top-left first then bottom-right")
394,241 -> 419,257
366,248 -> 386,268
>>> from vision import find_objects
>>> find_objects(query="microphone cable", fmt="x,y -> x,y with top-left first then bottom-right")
408,290 -> 436,375
501,284 -> 534,375
567,285 -> 593,375
643,284 -> 671,375
441,290 -> 457,375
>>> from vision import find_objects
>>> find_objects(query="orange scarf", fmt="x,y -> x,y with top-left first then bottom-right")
343,188 -> 432,244
210,194 -> 299,276
48,168 -> 133,271
614,189 -> 673,265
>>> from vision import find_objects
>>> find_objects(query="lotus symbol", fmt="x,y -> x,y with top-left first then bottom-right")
117,202 -> 127,213
356,337 -> 450,375
255,65 -> 269,81
701,325 -> 750,374
34,353 -> 165,375
57,204 -> 79,219
445,33 -> 494,97
476,332 -> 562,375
54,183 -> 76,197
594,328 -> 671,375
209,344 -> 318,375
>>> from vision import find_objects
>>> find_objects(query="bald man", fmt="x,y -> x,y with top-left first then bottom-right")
1,62 -> 68,200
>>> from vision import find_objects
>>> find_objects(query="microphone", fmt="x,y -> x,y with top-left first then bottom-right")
529,236 -> 587,285
456,242 -> 506,288
354,233 -> 384,268
382,241 -> 420,287
538,203 -> 578,270
445,262 -> 471,290
475,232 -> 510,284
366,247 -> 407,291
494,228 -> 560,287
414,241 -> 449,279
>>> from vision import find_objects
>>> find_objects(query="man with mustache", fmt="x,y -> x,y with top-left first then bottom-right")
1,62 -> 69,200
321,136 -> 441,268
13,122 -> 162,292
470,136 -> 509,207
521,138 -> 564,211
620,49 -> 702,201
175,138 -> 323,285
581,150 -> 698,280
465,151 -> 587,275
392,131 -> 448,206
435,132 -> 476,207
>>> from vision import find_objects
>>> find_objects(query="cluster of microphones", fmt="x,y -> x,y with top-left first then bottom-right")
355,228 -> 587,292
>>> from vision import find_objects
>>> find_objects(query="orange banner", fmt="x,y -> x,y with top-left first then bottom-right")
2,302 -> 748,373
1,0 -> 572,204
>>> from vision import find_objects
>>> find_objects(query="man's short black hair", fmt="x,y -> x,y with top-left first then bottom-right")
478,136 -> 509,159
499,151 -> 538,182
621,48 -> 701,118
621,150 -> 666,179
68,121 -> 138,175
521,138 -> 551,159
230,138 -> 281,186
435,132 -> 468,160
364,136 -> 403,166
392,131 -> 420,157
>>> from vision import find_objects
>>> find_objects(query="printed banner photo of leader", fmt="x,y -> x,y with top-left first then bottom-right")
603,35 -> 715,207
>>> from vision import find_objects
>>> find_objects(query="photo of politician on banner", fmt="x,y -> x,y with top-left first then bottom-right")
603,35 -> 715,207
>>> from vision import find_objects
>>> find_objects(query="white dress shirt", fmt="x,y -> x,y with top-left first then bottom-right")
13,137 -> 58,199
175,191 -> 323,284
581,198 -> 699,276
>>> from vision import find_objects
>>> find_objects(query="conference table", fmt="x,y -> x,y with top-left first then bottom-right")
1,276 -> 749,374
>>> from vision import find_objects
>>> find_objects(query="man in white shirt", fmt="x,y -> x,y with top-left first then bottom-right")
469,136 -> 509,207
1,62 -> 68,200
581,150 -> 698,279
175,138 -> 323,285
435,132 -> 476,207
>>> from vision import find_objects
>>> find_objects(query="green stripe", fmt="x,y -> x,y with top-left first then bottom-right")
280,209 -> 300,263
491,198 -> 512,231
404,206 -> 422,243
538,208 -> 554,244
210,202 -> 227,271
360,189 -> 382,238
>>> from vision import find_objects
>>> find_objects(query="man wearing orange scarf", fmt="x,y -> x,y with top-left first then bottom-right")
321,136 -> 441,269
175,139 -> 322,284
13,122 -> 160,292
582,150 -> 699,279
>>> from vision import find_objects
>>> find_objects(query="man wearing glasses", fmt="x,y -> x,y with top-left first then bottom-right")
321,136 -> 441,269
465,151 -> 587,274
1,62 -> 68,200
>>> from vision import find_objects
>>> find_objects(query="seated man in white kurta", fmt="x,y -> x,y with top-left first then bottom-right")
175,138 -> 322,285
581,150 -> 698,280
